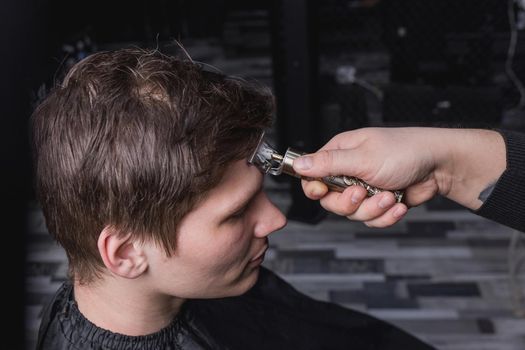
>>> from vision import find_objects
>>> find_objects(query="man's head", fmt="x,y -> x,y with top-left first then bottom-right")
32,48 -> 284,290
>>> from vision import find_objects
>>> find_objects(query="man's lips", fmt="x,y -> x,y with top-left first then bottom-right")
250,244 -> 268,262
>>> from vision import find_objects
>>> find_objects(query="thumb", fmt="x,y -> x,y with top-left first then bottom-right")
292,149 -> 362,178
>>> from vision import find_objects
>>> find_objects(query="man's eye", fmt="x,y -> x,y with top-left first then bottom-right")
230,207 -> 247,220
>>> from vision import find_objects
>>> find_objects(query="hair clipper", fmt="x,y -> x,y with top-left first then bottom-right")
248,132 -> 404,203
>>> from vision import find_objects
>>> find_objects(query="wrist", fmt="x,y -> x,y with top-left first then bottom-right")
428,128 -> 457,198
432,129 -> 506,210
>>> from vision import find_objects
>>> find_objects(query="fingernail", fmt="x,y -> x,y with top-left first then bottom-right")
294,156 -> 313,171
378,194 -> 395,209
393,205 -> 407,218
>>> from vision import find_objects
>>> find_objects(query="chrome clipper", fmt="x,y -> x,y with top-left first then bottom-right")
248,132 -> 404,203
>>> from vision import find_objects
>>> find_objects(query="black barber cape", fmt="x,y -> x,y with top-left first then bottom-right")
37,267 -> 435,349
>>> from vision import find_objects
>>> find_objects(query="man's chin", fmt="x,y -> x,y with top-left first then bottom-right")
228,266 -> 261,296
208,265 -> 261,298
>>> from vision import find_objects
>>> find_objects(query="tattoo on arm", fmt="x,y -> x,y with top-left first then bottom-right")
478,182 -> 496,203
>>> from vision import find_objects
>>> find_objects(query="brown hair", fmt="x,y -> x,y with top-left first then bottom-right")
31,48 -> 274,283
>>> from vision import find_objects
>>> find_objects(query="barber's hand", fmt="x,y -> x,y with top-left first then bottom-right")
292,128 -> 440,228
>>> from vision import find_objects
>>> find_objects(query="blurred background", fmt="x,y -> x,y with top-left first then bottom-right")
3,0 -> 525,349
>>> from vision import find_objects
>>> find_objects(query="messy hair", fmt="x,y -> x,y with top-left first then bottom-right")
31,48 -> 273,283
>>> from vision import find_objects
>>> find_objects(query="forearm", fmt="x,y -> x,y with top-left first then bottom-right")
432,128 -> 506,211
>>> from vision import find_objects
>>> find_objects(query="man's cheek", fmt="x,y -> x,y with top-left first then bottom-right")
214,243 -> 249,272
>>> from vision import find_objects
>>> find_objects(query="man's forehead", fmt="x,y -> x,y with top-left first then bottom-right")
222,159 -> 262,185
202,159 -> 263,210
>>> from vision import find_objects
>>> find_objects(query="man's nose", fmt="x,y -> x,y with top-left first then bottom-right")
253,193 -> 287,238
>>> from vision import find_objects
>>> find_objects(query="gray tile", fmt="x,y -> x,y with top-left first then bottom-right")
423,334 -> 525,350
406,221 -> 455,236
385,258 -> 508,275
408,282 -> 481,298
368,309 -> 459,320
493,318 -> 525,336
418,297 -> 514,312
390,319 -> 483,335
477,318 -> 495,334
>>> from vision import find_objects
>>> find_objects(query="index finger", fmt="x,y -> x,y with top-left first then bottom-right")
318,129 -> 367,152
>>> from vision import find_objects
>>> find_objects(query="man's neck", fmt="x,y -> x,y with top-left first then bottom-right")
73,276 -> 185,336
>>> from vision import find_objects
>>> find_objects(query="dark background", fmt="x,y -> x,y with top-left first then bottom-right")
3,0 -> 525,346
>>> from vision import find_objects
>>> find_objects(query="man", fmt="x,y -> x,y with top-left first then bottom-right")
32,48 -> 434,349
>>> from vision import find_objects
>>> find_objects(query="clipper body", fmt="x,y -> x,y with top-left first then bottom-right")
248,133 -> 404,203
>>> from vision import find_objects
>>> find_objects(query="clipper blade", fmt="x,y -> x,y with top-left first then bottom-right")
248,132 -> 281,174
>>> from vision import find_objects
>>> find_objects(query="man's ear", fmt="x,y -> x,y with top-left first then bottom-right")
97,226 -> 148,279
